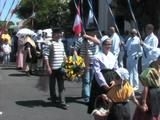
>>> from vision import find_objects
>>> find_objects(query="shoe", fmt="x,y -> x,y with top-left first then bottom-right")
83,97 -> 89,103
60,103 -> 69,110
17,67 -> 22,70
26,71 -> 30,76
133,87 -> 139,91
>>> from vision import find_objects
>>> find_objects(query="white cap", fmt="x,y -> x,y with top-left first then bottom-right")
37,30 -> 43,35
115,68 -> 129,80
131,28 -> 138,34
43,28 -> 52,38
46,33 -> 52,38
101,35 -> 109,43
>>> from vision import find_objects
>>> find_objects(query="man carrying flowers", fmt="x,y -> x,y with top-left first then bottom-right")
43,28 -> 68,109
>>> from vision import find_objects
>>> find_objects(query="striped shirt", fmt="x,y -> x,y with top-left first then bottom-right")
74,37 -> 99,64
43,40 -> 66,70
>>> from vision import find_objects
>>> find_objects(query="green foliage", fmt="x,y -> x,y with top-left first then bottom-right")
16,0 -> 72,29
0,21 -> 6,27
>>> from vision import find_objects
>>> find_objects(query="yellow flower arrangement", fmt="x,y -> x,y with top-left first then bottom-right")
62,55 -> 85,81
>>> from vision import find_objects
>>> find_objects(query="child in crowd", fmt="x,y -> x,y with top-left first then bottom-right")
1,39 -> 11,65
92,68 -> 145,120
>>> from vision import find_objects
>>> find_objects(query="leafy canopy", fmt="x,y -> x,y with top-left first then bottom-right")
16,0 -> 71,29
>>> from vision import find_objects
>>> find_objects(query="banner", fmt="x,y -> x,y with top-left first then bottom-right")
72,3 -> 82,35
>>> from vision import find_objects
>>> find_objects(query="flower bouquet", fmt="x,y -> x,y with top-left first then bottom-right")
62,55 -> 85,81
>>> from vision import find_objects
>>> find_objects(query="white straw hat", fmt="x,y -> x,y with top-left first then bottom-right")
101,35 -> 109,43
115,68 -> 129,80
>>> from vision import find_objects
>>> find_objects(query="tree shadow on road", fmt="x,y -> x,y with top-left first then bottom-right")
15,100 -> 68,110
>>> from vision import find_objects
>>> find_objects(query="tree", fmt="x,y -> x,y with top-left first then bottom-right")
15,0 -> 71,30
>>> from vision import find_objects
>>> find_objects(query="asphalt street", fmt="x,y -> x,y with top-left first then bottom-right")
0,63 -> 138,120
0,63 -> 93,120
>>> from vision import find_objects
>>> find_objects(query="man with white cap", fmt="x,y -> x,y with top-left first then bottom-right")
125,28 -> 143,91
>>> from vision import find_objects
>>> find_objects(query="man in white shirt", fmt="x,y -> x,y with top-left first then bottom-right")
125,29 -> 143,91
141,24 -> 159,70
108,26 -> 121,60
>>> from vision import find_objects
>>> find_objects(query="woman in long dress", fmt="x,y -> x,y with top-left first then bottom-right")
88,36 -> 119,114
16,36 -> 25,69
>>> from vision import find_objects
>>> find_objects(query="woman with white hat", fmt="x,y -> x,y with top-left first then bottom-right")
88,36 -> 119,114
106,67 -> 142,120
92,67 -> 143,120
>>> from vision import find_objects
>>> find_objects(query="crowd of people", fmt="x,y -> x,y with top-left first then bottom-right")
0,23 -> 160,119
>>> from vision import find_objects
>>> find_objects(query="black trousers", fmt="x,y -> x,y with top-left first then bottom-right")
49,68 -> 66,103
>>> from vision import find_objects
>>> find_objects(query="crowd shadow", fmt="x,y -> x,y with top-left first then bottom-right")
8,73 -> 27,77
15,100 -> 60,108
66,96 -> 87,105
1,67 -> 17,70
15,97 -> 87,109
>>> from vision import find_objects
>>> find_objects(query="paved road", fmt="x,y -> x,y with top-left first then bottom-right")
0,64 -> 92,120
0,63 -> 139,120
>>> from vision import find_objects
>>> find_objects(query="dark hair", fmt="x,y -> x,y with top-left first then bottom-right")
149,60 -> 160,71
94,95 -> 110,110
52,28 -> 62,34
146,24 -> 154,31
101,69 -> 121,84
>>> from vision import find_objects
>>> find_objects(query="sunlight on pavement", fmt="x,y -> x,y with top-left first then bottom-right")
0,111 -> 3,115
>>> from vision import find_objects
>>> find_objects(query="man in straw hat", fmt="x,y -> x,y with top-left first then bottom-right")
23,35 -> 37,75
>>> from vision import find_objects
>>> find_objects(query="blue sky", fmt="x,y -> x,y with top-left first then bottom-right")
0,0 -> 21,24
